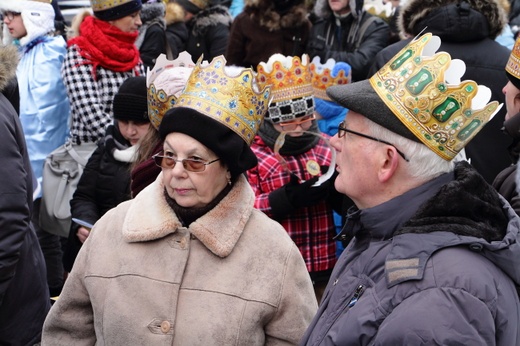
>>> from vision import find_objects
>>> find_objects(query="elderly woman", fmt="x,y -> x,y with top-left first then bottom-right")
42,56 -> 317,345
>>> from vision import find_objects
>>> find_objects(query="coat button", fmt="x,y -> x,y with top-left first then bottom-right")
160,320 -> 171,333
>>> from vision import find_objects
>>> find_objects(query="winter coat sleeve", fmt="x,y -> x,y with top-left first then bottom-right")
265,244 -> 318,344
0,102 -> 32,306
42,228 -> 96,345
372,287 -> 495,345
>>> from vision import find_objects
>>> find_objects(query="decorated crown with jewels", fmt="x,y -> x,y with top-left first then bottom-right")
146,52 -> 197,130
256,54 -> 314,123
369,33 -> 502,161
310,56 -> 351,101
173,55 -> 271,145
506,36 -> 520,82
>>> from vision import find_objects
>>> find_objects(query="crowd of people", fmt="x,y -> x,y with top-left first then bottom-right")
2,0 -> 520,344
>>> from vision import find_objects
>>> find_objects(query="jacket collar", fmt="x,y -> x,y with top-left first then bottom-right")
122,173 -> 254,258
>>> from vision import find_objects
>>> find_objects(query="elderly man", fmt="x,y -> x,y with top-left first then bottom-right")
300,33 -> 520,345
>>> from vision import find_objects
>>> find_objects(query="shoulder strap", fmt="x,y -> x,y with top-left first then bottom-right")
355,14 -> 379,50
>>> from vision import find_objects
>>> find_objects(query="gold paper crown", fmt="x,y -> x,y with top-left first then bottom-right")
310,57 -> 351,101
506,36 -> 520,81
90,0 -> 133,11
173,55 -> 271,145
146,52 -> 197,130
256,54 -> 313,103
370,33 -> 502,161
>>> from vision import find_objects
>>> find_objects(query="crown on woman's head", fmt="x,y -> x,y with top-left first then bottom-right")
506,36 -> 520,82
370,33 -> 502,161
310,57 -> 351,101
173,55 -> 271,145
146,51 -> 197,130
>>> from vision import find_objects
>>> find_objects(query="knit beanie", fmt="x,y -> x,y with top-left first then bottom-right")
113,76 -> 150,122
0,0 -> 55,47
90,0 -> 143,21
175,0 -> 208,14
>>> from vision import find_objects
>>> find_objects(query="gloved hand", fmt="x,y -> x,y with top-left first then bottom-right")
269,173 -> 331,217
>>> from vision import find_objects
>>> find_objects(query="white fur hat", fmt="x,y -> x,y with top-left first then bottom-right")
0,0 -> 55,46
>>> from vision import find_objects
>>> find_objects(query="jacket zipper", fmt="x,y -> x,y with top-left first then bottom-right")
347,284 -> 365,308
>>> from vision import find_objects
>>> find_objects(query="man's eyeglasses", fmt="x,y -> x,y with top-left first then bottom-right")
337,121 -> 409,162
2,11 -> 20,21
278,114 -> 316,131
153,153 -> 220,172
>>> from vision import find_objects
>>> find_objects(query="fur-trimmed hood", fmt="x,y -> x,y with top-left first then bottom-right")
0,0 -> 56,46
243,0 -> 309,30
165,2 -> 186,25
313,0 -> 364,19
187,4 -> 232,35
0,45 -> 19,92
398,0 -> 508,40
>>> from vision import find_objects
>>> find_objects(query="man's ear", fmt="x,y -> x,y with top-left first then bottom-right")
378,146 -> 400,183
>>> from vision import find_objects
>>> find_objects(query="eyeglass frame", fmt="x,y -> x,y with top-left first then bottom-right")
152,153 -> 221,172
277,114 -> 316,131
337,121 -> 409,162
2,11 -> 20,21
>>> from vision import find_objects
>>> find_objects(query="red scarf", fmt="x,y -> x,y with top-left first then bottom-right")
68,16 -> 141,79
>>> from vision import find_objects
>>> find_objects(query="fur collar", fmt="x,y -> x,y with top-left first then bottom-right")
0,45 -> 19,91
398,0 -> 507,39
244,1 -> 309,30
397,161 -> 508,242
122,173 -> 254,258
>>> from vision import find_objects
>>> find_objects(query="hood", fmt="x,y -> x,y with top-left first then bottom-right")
188,5 -> 232,35
388,161 -> 520,287
0,45 -> 19,91
165,2 -> 186,25
398,0 -> 507,40
0,0 -> 56,46
140,1 -> 165,23
244,0 -> 308,30
313,0 -> 364,19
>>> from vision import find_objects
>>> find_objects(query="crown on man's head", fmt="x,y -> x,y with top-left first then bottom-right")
370,33 -> 502,161
310,56 -> 351,101
506,36 -> 520,86
146,51 -> 197,130
173,55 -> 271,145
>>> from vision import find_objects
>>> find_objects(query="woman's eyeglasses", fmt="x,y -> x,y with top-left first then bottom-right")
337,121 -> 409,162
278,114 -> 316,131
2,11 -> 20,21
152,153 -> 220,172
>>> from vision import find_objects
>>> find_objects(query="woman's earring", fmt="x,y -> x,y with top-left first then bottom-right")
228,177 -> 232,185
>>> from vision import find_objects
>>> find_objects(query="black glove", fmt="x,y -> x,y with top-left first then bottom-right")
269,174 -> 331,217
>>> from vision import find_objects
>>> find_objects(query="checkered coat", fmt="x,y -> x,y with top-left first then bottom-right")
247,135 -> 337,274
61,45 -> 145,145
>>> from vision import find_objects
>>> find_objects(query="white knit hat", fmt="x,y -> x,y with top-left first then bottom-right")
0,0 -> 55,46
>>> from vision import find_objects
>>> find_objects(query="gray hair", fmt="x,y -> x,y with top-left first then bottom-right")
363,117 -> 454,180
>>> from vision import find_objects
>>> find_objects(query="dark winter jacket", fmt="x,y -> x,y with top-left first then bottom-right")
0,45 -> 51,345
225,0 -> 311,69
493,112 -> 520,216
137,2 -> 188,70
369,0 -> 511,185
306,0 -> 390,82
301,162 -> 520,345
185,5 -> 232,62
63,125 -> 135,272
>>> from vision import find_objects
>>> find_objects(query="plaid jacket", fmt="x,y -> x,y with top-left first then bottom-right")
62,45 -> 145,145
247,136 -> 337,273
